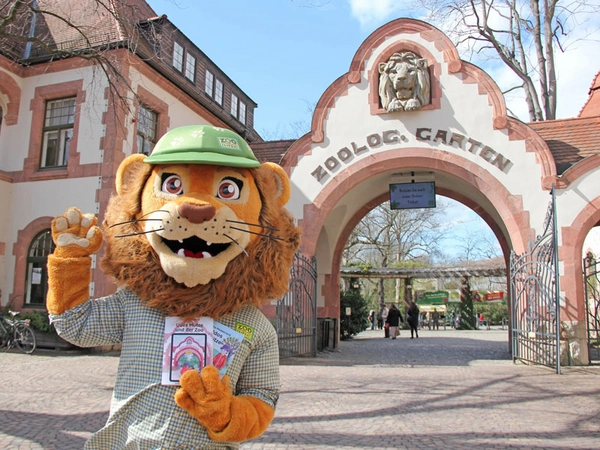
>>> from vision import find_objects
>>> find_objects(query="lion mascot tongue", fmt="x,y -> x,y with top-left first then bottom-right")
47,125 -> 301,449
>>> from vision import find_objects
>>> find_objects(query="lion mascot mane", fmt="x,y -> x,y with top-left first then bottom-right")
46,125 -> 301,449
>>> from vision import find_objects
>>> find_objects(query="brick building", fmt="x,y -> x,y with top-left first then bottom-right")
0,0 -> 260,310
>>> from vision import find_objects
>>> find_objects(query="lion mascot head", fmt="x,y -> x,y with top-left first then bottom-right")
378,51 -> 431,112
100,125 -> 301,320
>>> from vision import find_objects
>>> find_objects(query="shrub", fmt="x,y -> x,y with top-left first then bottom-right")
474,303 -> 508,325
19,310 -> 57,334
340,287 -> 369,340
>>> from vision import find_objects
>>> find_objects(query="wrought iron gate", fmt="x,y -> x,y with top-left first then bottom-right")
276,253 -> 317,358
510,187 -> 561,373
584,253 -> 600,364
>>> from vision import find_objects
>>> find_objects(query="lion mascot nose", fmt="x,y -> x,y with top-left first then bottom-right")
177,203 -> 216,224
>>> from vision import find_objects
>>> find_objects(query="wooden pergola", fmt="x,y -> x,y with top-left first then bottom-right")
341,263 -> 507,313
340,264 -> 506,279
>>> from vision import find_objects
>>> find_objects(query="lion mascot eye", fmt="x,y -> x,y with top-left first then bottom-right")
217,178 -> 241,200
162,174 -> 184,195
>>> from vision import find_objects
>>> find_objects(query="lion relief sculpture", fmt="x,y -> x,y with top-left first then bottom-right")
378,51 -> 431,112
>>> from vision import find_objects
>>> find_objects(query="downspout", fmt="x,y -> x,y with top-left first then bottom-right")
23,0 -> 38,59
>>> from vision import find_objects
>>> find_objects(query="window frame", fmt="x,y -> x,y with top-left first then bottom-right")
205,70 -> 214,97
214,79 -> 223,105
24,229 -> 55,306
185,53 -> 196,82
204,70 -> 224,106
39,97 -> 76,169
230,94 -> 247,125
173,42 -> 184,72
136,103 -> 158,156
231,93 -> 238,117
239,101 -> 246,125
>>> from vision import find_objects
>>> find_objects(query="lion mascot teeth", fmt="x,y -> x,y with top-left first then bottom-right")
46,125 -> 301,449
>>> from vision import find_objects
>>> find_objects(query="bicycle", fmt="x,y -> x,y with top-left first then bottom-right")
0,310 -> 37,354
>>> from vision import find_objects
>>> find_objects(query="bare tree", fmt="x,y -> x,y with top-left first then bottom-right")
453,230 -> 501,262
419,0 -> 599,121
258,99 -> 315,140
0,0 -> 157,117
346,201 -> 448,306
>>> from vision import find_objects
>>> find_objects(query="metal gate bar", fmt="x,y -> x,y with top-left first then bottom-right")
510,187 -> 561,373
584,253 -> 600,364
276,254 -> 317,358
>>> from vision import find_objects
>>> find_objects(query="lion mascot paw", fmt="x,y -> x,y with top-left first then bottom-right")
47,125 -> 301,448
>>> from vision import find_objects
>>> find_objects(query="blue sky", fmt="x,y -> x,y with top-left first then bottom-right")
147,0 -> 372,138
145,0 -> 600,260
147,0 -> 600,138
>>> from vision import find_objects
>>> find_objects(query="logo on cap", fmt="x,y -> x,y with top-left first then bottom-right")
218,137 -> 240,150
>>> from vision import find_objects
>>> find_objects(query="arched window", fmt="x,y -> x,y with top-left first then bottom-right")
24,230 -> 55,306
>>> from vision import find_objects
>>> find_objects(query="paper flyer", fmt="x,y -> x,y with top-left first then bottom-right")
212,321 -> 245,378
162,317 -> 213,386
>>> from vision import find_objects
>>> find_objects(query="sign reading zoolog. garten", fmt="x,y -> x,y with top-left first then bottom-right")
310,127 -> 513,183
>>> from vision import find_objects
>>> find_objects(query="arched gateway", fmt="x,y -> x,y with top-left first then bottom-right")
263,19 -> 600,365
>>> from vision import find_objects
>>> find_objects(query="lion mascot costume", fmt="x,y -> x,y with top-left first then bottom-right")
46,125 -> 301,449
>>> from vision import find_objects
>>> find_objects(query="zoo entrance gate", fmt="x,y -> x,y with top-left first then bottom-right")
276,254 -> 318,358
276,256 -> 509,359
279,211 -> 562,371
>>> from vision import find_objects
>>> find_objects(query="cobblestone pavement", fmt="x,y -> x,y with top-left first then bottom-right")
1,327 -> 599,449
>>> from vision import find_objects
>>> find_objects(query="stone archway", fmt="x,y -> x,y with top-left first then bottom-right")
278,18 -> 563,353
300,151 -> 526,320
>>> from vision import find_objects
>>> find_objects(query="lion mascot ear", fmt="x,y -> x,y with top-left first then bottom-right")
116,154 -> 152,197
256,162 -> 291,208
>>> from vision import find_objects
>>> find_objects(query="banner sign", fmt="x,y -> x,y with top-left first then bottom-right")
420,291 -> 449,304
484,292 -> 505,302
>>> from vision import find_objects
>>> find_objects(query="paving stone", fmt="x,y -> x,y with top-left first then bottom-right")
0,328 -> 599,449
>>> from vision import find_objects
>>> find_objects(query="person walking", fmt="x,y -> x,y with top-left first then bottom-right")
386,304 -> 403,339
406,301 -> 419,339
431,308 -> 440,330
368,310 -> 375,330
376,308 -> 384,330
380,304 -> 389,337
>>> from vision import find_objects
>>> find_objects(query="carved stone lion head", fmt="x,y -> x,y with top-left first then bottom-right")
378,52 -> 431,112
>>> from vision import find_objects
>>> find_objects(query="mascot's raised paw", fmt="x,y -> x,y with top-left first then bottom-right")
47,207 -> 103,315
51,207 -> 103,258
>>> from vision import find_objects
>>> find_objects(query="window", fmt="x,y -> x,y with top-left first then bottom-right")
40,97 -> 75,169
205,70 -> 214,97
173,42 -> 184,71
230,94 -> 247,125
137,104 -> 158,155
231,94 -> 238,117
215,79 -> 223,105
239,101 -> 246,125
185,53 -> 196,81
204,70 -> 223,106
24,230 -> 55,305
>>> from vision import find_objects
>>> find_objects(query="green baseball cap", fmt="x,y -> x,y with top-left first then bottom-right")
144,125 -> 260,168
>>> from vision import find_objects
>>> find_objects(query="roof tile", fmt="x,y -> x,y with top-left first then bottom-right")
529,116 -> 600,173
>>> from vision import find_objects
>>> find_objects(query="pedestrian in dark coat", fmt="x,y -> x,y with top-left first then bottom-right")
406,301 -> 419,338
386,304 -> 403,339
